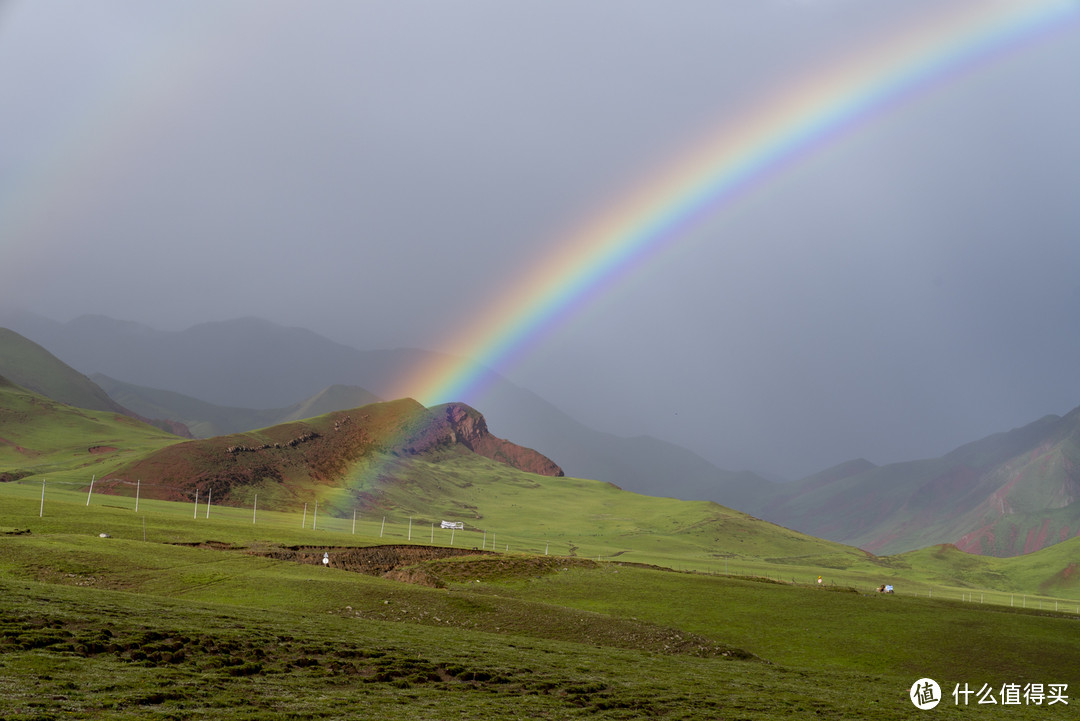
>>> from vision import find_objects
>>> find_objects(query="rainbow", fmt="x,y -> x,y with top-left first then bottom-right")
0,5 -> 294,287
396,0 -> 1079,408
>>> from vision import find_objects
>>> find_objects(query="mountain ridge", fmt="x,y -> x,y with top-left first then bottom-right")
1,311 -> 767,509
7,313 -> 1080,558
0,327 -> 190,437
758,412 -> 1080,557
92,373 -> 382,439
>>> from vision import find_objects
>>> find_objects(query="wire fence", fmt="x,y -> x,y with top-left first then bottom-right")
4,475 -> 1079,615
4,475 -> 586,559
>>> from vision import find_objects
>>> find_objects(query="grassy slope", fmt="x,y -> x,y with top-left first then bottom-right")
101,398 -> 450,505
0,381 -> 180,483
897,538 -> 1080,599
355,447 -> 877,573
5,385 -> 1079,600
0,328 -> 129,415
3,387 -> 1080,716
2,488 -> 1079,719
98,397 -> 891,580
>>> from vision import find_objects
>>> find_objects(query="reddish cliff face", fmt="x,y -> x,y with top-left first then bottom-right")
404,403 -> 564,478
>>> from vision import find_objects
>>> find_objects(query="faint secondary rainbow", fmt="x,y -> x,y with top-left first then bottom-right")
0,4 -> 296,282
395,0 -> 1079,408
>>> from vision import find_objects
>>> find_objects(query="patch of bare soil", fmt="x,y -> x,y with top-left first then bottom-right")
246,544 -> 671,588
172,541 -> 238,550
0,436 -> 38,457
249,544 -> 496,587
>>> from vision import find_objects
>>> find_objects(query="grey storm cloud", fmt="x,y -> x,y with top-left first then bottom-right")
2,0 -> 1079,478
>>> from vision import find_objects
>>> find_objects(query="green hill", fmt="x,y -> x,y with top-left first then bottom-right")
5,349 -> 1080,593
95,397 -> 883,574
4,377 -> 1080,717
2,486 -> 1078,719
0,379 -> 182,484
0,379 -> 848,575
0,327 -> 135,416
99,398 -> 564,508
896,537 -> 1080,598
7,377 -> 1078,592
0,327 -> 190,437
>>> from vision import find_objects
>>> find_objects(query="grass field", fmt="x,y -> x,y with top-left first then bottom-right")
0,381 -> 180,485
2,482 -> 1078,719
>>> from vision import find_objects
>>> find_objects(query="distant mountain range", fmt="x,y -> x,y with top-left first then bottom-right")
0,327 -> 133,416
748,412 -> 1080,556
0,327 -> 188,437
0,311 -> 772,509
93,374 -> 381,439
3,311 -> 1079,558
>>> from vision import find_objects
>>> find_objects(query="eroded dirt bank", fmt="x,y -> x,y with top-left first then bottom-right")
249,544 -> 495,586
261,543 -> 491,570
244,544 -> 605,588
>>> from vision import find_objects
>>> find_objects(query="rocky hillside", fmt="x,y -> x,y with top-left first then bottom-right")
104,399 -> 562,506
400,403 -> 563,477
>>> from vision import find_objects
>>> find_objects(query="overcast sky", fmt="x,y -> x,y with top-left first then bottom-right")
2,0 -> 1080,479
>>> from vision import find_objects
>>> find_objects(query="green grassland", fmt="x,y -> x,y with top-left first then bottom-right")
3,485 -> 1080,719
0,381 -> 180,484
3,383 -> 1080,718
